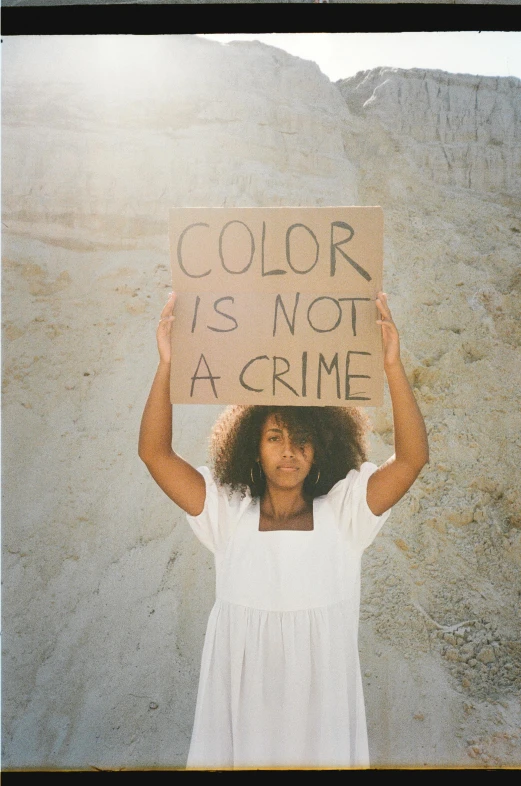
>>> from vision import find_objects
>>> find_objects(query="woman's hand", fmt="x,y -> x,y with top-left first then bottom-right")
367,290 -> 429,516
157,291 -> 177,365
140,289 -> 206,515
376,291 -> 400,369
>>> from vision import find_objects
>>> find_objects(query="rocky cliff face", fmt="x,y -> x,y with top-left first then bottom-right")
338,67 -> 521,199
2,36 -> 357,233
3,37 -> 520,770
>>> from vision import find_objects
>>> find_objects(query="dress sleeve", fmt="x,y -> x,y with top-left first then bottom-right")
326,461 -> 392,552
185,466 -> 250,554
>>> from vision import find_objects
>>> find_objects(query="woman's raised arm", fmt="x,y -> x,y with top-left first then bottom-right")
366,292 -> 429,516
138,292 -> 206,516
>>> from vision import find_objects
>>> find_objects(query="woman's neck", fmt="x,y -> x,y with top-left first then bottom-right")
260,485 -> 311,522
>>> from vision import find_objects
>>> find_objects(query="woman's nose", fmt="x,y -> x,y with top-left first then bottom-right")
282,437 -> 295,456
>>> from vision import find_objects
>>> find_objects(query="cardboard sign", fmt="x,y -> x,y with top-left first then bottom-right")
169,207 -> 384,406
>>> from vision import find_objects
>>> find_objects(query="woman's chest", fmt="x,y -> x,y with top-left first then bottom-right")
215,502 -> 360,611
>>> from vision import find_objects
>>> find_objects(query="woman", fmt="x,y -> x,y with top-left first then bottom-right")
139,291 -> 429,770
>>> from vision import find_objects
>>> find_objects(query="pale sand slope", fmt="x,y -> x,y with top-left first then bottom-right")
2,36 -> 520,769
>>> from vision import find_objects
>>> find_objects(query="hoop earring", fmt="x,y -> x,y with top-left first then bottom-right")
250,460 -> 263,485
313,467 -> 321,485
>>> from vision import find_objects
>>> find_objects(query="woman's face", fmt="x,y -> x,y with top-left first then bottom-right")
258,414 -> 315,491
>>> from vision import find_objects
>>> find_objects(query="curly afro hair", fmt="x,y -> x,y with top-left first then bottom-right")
209,405 -> 370,499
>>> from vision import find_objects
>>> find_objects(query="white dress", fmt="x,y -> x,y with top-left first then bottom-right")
185,462 -> 391,770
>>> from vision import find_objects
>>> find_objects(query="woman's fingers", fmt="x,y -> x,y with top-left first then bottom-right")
375,291 -> 393,323
156,292 -> 177,362
375,292 -> 401,365
158,292 -> 177,328
160,291 -> 177,320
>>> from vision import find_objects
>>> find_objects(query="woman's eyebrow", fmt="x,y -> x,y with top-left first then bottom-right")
266,427 -> 283,434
